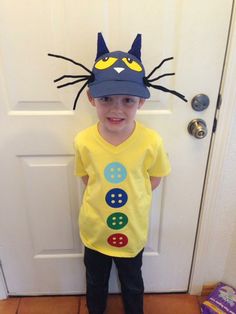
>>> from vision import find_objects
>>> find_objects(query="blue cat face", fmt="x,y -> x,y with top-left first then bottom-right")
94,51 -> 144,78
88,50 -> 150,98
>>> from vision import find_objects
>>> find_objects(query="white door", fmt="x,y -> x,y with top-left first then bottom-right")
0,1 -> 233,295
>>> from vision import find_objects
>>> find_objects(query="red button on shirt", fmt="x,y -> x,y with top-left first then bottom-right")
107,233 -> 128,247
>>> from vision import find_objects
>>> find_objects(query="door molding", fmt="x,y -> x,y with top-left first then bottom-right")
190,2 -> 236,295
0,263 -> 8,299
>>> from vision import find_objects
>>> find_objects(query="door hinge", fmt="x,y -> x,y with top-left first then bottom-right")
213,117 -> 218,133
217,93 -> 222,109
213,94 -> 222,133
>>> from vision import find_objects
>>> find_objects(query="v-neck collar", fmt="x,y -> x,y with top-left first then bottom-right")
94,121 -> 140,153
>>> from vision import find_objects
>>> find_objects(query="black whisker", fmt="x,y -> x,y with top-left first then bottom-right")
54,74 -> 90,83
57,77 -> 88,89
48,53 -> 93,74
146,82 -> 187,102
146,57 -> 174,79
148,72 -> 175,83
73,80 -> 90,110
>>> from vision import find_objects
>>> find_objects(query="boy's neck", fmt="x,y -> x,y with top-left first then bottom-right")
97,121 -> 136,146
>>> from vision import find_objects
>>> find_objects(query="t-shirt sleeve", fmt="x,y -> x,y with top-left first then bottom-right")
74,138 -> 87,177
148,137 -> 171,177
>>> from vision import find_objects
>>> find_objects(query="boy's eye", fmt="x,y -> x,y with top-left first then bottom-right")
95,57 -> 118,70
123,97 -> 137,106
98,96 -> 110,102
125,98 -> 134,103
122,58 -> 142,72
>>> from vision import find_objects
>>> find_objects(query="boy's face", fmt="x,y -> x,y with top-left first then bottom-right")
87,91 -> 145,137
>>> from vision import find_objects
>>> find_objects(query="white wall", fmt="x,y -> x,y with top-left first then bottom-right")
221,115 -> 236,287
224,223 -> 236,287
201,112 -> 236,289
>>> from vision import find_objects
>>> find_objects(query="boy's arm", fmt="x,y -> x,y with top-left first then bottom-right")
82,175 -> 89,185
150,176 -> 162,190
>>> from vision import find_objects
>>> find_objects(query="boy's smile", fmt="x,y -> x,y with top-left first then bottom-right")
87,92 -> 145,144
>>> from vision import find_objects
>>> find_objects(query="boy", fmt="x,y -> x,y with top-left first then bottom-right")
74,34 -> 171,314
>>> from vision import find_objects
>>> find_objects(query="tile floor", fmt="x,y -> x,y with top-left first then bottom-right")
0,294 -> 205,314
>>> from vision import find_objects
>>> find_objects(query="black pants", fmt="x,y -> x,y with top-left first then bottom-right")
84,247 -> 144,314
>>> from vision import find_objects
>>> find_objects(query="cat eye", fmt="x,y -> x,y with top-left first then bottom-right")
95,57 -> 118,70
122,58 -> 142,72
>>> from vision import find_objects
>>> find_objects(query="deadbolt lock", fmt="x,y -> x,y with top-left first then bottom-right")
188,119 -> 208,139
191,94 -> 210,111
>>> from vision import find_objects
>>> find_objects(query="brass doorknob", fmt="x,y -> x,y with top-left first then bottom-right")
188,119 -> 208,139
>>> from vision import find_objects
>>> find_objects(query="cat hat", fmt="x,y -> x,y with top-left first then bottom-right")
48,33 -> 187,110
88,33 -> 150,99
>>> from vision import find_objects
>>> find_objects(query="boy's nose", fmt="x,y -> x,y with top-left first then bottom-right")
110,99 -> 123,109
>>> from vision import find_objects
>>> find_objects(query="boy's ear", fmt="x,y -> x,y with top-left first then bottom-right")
138,98 -> 145,109
87,89 -> 96,106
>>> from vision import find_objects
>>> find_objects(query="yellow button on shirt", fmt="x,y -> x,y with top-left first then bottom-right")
74,122 -> 171,257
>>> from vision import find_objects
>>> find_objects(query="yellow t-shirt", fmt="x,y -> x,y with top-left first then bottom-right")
74,121 -> 171,257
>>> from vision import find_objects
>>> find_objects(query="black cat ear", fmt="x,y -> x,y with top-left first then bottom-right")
96,32 -> 110,60
128,34 -> 142,61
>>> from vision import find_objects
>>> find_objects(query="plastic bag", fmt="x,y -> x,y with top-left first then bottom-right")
201,282 -> 236,314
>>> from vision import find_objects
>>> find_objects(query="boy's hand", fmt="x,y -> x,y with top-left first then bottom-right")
150,177 -> 162,190
82,175 -> 89,185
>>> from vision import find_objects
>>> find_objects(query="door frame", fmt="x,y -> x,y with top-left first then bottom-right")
189,2 -> 236,295
1,5 -> 236,301
0,263 -> 7,299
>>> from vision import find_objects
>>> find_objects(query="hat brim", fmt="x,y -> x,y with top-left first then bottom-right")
89,80 -> 150,99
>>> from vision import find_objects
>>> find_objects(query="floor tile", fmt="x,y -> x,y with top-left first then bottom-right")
78,297 -> 88,314
79,295 -> 125,314
144,294 -> 201,314
106,295 -> 125,313
17,296 -> 80,314
0,298 -> 20,314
